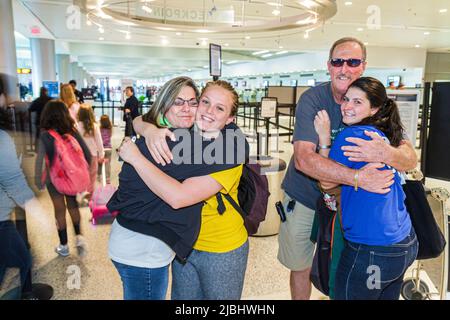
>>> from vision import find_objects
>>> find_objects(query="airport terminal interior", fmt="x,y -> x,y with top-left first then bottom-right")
1,0 -> 450,300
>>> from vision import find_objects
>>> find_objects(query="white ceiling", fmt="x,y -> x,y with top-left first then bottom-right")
12,0 -> 450,79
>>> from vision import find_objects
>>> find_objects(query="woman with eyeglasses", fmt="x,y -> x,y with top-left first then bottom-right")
314,77 -> 418,300
107,77 -> 249,300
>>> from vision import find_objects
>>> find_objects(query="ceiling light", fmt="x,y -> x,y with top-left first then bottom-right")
99,37 -> 104,41
439,8 -> 447,13
252,50 -> 269,55
304,31 -> 309,39
357,27 -> 364,31
161,38 -> 169,45
116,20 -> 138,26
201,39 -> 208,46
196,29 -> 211,33
415,44 -> 421,48
424,31 -> 430,35
86,19 -> 92,26
245,36 -> 251,39
224,43 -> 229,46
98,27 -> 104,33
261,53 -> 273,58
156,27 -> 175,31
278,45 -> 283,49
142,5 -> 152,14
272,9 -> 280,16
125,33 -> 131,40
203,65 -> 209,69
364,42 -> 369,45
175,32 -> 182,36
226,61 -> 239,65
267,2 -> 283,7
275,51 -> 289,55
344,1 -> 353,5
300,0 -> 317,8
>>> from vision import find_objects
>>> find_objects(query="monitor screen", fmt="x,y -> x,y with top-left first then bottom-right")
43,81 -> 59,98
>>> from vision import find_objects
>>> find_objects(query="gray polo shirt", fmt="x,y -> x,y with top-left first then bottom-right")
281,82 -> 344,210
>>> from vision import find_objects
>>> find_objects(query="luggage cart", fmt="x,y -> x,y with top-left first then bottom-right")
401,183 -> 449,300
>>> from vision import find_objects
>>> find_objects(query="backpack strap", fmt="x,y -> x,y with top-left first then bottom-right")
221,193 -> 246,219
215,193 -> 226,215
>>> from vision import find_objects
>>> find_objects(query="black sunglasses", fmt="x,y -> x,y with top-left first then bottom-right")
329,58 -> 364,68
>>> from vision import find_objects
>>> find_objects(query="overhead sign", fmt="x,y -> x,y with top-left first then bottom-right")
209,43 -> 222,77
17,68 -> 32,74
140,5 -> 235,24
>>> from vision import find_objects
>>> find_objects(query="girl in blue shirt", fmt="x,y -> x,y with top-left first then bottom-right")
314,77 -> 418,300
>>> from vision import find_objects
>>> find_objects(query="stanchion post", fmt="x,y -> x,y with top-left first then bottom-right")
420,82 -> 431,184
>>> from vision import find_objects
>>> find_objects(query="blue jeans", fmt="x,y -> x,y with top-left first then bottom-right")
171,241 -> 249,300
111,260 -> 169,300
0,220 -> 33,295
335,227 -> 418,300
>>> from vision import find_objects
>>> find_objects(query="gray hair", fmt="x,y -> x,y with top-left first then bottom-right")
329,37 -> 367,61
142,76 -> 199,127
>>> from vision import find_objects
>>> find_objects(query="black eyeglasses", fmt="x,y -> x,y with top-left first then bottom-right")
329,58 -> 364,68
173,98 -> 199,107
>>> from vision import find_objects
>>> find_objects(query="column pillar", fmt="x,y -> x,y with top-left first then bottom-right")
0,0 -> 19,101
30,38 -> 56,97
56,54 -> 71,84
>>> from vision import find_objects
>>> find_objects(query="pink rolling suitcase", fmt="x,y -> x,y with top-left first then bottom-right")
89,160 -> 118,225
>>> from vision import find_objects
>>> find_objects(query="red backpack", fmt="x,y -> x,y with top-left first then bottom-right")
42,129 -> 90,196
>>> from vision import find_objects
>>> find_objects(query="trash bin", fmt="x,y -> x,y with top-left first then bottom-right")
251,156 -> 287,237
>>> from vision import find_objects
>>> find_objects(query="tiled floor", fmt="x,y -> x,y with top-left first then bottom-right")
1,116 -> 449,300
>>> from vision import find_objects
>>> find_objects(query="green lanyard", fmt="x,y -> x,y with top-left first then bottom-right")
158,114 -> 172,128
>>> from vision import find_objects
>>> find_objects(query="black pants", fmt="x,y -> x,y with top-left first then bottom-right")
0,220 -> 33,294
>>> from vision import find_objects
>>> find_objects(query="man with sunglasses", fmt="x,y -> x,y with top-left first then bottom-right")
278,37 -> 418,300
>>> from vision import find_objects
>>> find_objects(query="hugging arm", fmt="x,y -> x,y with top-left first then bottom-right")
133,116 -> 175,165
295,141 -> 394,194
118,138 -> 223,209
342,131 -> 417,171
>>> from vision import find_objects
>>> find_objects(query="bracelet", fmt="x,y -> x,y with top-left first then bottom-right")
318,144 -> 331,150
354,170 -> 359,192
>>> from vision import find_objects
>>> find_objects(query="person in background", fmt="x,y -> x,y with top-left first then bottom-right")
314,77 -> 418,299
98,114 -> 113,184
77,104 -> 105,199
1,88 -> 45,299
60,84 -> 80,125
122,86 -> 140,136
387,81 -> 396,90
28,87 -> 52,143
277,37 -> 418,300
397,82 -> 406,90
69,80 -> 84,104
35,100 -> 91,257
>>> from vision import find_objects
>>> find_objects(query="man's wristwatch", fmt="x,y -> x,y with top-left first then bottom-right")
318,144 -> 331,150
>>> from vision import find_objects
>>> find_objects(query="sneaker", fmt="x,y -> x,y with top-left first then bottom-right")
76,235 -> 87,258
55,244 -> 69,257
76,191 -> 90,207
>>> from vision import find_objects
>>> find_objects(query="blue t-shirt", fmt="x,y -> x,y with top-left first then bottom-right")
329,125 -> 411,246
282,82 -> 345,210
